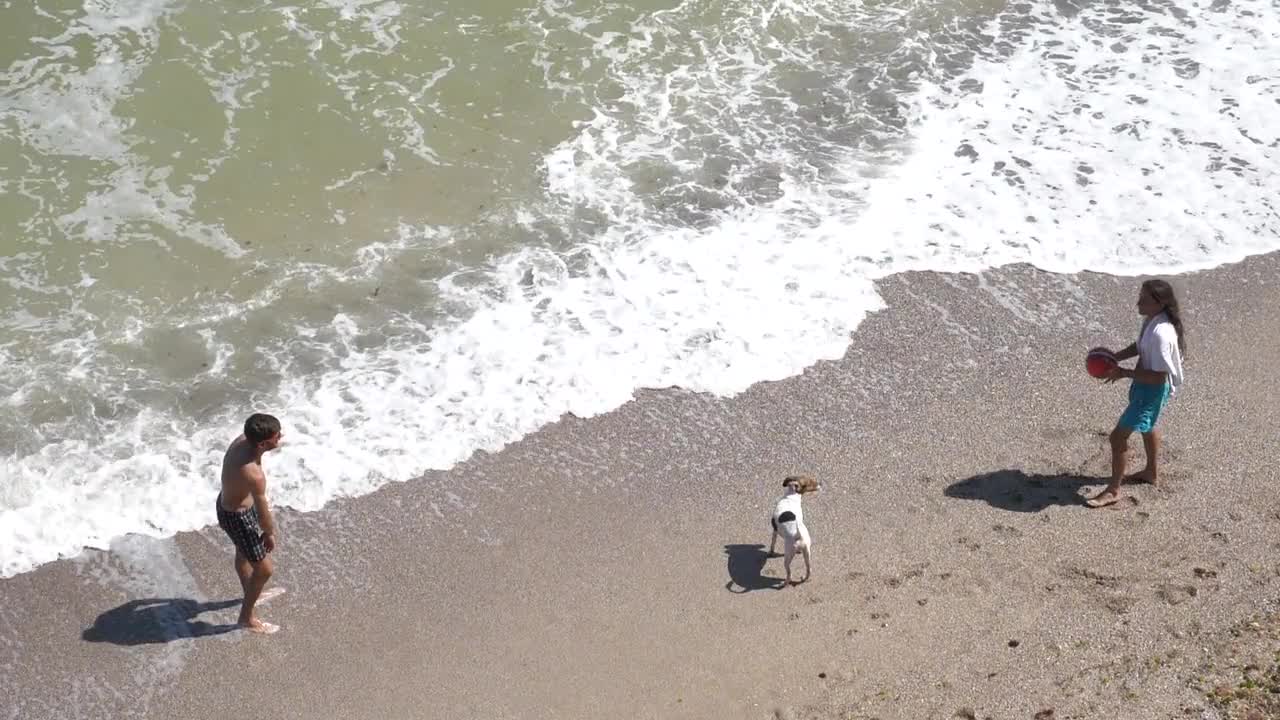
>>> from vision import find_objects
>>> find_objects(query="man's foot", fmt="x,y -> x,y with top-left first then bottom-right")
1084,489 -> 1122,508
239,618 -> 280,635
1123,470 -> 1157,486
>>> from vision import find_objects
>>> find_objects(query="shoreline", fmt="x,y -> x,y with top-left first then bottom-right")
5,252 -> 1280,719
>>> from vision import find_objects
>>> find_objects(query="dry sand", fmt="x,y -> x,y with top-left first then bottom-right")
4,254 -> 1280,720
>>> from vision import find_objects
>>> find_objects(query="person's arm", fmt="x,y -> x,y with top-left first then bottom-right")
246,466 -> 277,548
1111,366 -> 1168,384
1112,342 -> 1138,361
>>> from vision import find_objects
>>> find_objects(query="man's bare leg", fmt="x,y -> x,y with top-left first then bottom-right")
1087,426 -> 1131,508
238,556 -> 277,634
234,550 -> 252,596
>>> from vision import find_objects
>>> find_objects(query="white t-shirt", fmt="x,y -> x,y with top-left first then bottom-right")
1138,312 -> 1183,394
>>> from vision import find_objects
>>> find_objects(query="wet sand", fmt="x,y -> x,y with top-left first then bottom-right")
4,253 -> 1280,720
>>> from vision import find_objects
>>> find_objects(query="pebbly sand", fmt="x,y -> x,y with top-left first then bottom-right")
3,253 -> 1279,720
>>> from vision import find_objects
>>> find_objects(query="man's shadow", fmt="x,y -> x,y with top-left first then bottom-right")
944,470 -> 1100,512
82,598 -> 241,646
723,543 -> 786,593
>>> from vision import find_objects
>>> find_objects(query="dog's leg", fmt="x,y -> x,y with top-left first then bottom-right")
783,544 -> 796,586
768,518 -> 779,557
800,545 -> 812,583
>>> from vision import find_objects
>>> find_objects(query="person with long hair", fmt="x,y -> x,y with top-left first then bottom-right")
1086,279 -> 1186,508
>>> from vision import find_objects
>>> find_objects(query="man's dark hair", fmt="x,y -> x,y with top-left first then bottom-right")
244,413 -> 281,444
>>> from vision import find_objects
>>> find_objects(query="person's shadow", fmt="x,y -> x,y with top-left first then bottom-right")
82,598 -> 242,645
723,543 -> 786,592
944,470 -> 1100,512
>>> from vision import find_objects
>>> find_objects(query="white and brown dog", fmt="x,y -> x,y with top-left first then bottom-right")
769,475 -> 820,586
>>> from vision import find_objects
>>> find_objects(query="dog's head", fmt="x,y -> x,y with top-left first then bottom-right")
782,475 -> 820,494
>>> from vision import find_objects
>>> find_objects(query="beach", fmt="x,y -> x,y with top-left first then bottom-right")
4,252 -> 1279,720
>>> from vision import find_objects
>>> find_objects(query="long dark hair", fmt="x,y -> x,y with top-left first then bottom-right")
1142,279 -> 1186,354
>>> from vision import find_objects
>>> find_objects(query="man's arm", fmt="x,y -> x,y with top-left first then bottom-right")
245,465 -> 277,542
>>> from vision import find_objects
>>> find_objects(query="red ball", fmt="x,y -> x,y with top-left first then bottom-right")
1085,348 -> 1117,379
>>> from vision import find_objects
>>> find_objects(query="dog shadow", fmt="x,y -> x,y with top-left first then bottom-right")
723,543 -> 786,593
82,597 -> 242,646
944,470 -> 1101,512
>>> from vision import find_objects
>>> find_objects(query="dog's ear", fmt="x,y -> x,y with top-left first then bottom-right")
786,475 -> 820,493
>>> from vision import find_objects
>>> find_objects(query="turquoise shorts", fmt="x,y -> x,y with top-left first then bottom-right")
1118,381 -> 1170,433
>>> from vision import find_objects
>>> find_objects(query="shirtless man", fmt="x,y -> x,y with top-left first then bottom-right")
217,413 -> 284,634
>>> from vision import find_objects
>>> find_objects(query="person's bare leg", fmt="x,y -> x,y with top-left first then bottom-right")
238,556 -> 277,633
1134,429 -> 1161,486
1088,426 -> 1131,507
234,550 -> 252,596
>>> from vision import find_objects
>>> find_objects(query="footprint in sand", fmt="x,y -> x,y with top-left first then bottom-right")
957,537 -> 981,552
1064,566 -> 1125,590
992,523 -> 1022,539
1155,583 -> 1198,606
1104,596 -> 1137,615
